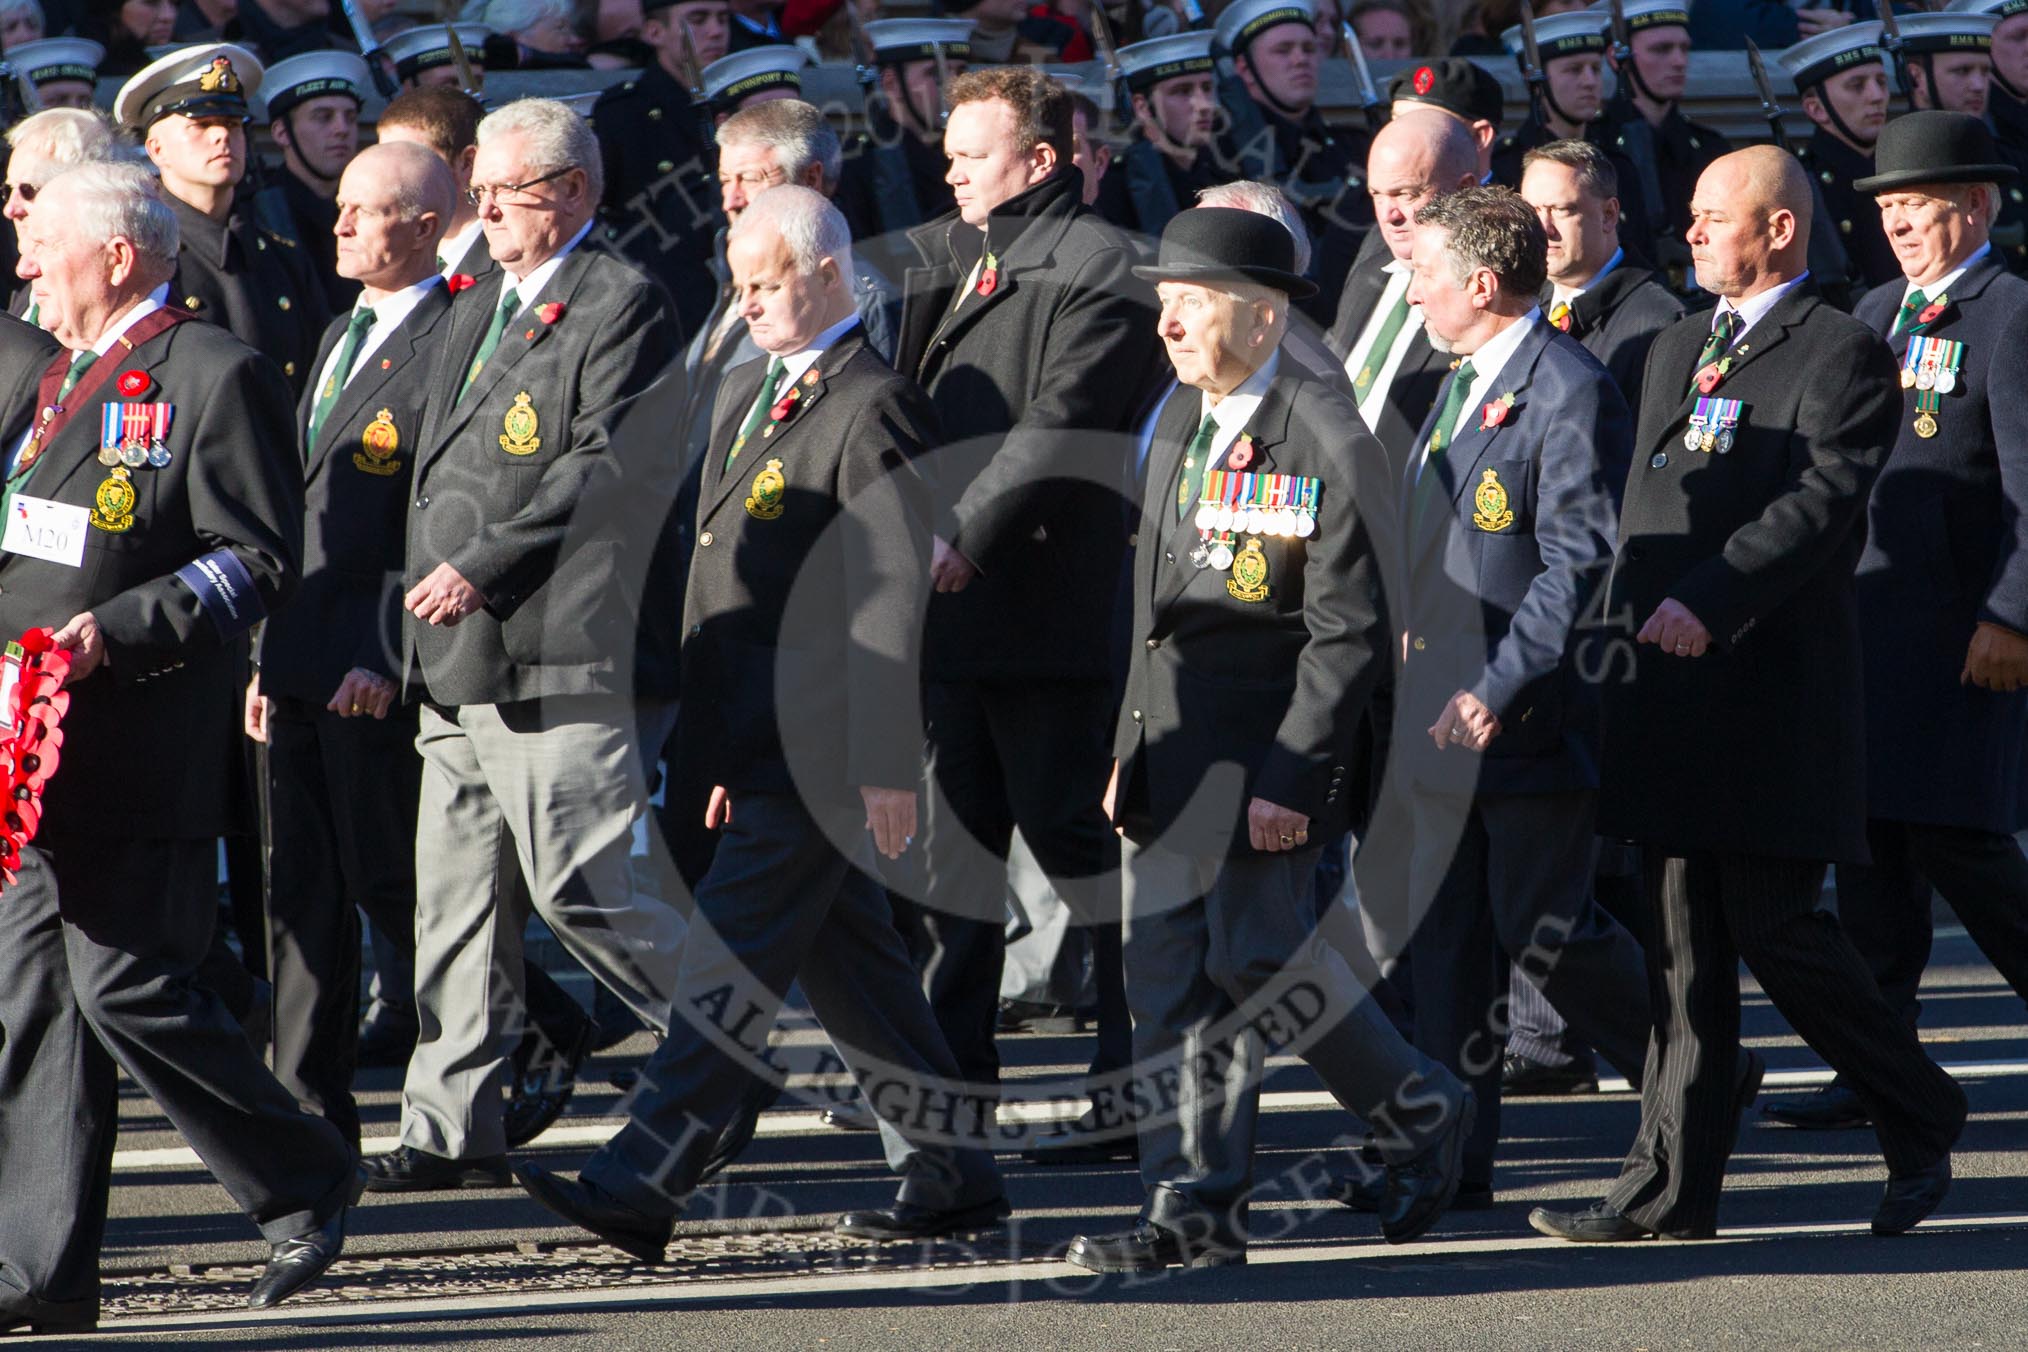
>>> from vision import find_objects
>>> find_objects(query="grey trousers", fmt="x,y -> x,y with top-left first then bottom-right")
1121,834 -> 1465,1243
584,790 -> 1001,1217
400,695 -> 686,1159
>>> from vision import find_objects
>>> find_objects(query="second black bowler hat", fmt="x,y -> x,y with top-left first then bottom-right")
1853,111 -> 2019,194
1131,207 -> 1319,299
1388,58 -> 1504,126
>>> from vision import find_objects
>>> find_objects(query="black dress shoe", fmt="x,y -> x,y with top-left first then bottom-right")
247,1209 -> 345,1309
514,1162 -> 674,1262
361,1144 -> 511,1192
1761,1082 -> 1870,1131
822,1097 -> 878,1132
697,1074 -> 783,1186
835,1196 -> 1011,1241
0,1292 -> 97,1335
1873,1156 -> 1951,1237
504,1018 -> 596,1148
1064,1224 -> 1246,1274
1528,1203 -> 1657,1243
1378,1091 -> 1476,1244
1501,1053 -> 1600,1096
1022,1111 -> 1139,1166
1334,1173 -> 1493,1213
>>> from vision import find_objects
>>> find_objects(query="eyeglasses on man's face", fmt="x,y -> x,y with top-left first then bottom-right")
466,165 -> 574,207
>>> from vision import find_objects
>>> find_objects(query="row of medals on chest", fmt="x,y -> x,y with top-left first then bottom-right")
1900,335 -> 1961,440
1190,472 -> 1317,571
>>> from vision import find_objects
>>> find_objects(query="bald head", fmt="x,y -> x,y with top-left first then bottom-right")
1687,145 -> 1813,301
336,141 -> 457,297
1368,110 -> 1482,261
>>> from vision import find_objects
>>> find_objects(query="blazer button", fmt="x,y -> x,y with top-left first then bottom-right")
1127,532 -> 1138,547
415,495 -> 429,509
1412,636 -> 1426,651
657,160 -> 674,174
1144,638 -> 1159,649
1165,551 -> 1174,562
1131,709 -> 1142,722
688,623 -> 702,637
699,531 -> 714,546
278,296 -> 291,311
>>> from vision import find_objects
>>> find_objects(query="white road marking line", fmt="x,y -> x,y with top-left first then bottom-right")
107,1057 -> 2028,1172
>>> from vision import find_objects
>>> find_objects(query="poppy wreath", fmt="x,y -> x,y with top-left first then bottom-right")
0,629 -> 72,887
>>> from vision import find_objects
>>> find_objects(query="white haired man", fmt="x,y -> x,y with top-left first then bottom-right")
4,107 -> 122,321
369,98 -> 692,1192
0,160 -> 360,1324
516,186 -> 1008,1255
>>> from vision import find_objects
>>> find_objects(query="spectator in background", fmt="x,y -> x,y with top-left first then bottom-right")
1686,0 -> 1855,51
3,106 -> 122,321
1351,0 -> 1415,59
84,0 -> 178,76
958,0 -> 1090,64
465,0 -> 589,65
728,0 -> 786,49
587,0 -> 654,67
1,0 -> 44,49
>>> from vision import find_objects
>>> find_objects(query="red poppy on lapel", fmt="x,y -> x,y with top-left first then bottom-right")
770,386 -> 803,423
1226,435 -> 1255,470
1481,392 -> 1515,429
446,273 -> 478,294
1917,296 -> 1949,326
116,371 -> 150,396
537,302 -> 565,325
976,251 -> 1000,297
1695,359 -> 1731,395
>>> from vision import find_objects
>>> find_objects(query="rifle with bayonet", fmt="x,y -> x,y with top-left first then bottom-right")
0,59 -> 37,127
1172,0 -> 1208,30
339,0 -> 399,97
1745,37 -> 1853,308
1878,0 -> 1909,96
1516,0 -> 1548,130
1604,0 -> 1680,286
1087,0 -> 1126,137
444,22 -> 482,98
843,0 -> 875,88
1338,21 -> 1386,135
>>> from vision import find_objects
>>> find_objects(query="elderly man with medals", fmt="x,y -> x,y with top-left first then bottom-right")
1762,112 -> 2028,1135
1066,207 -> 1473,1274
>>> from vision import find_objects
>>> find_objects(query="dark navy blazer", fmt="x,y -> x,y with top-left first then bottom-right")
1394,319 -> 1629,799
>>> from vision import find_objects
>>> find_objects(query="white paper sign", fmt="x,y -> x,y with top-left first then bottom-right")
1,494 -> 90,568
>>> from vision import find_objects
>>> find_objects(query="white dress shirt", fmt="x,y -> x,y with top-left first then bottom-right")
312,275 -> 445,399
1343,262 -> 1427,427
1714,270 -> 1810,343
1897,242 -> 1991,312
1551,247 -> 1623,308
1415,309 -> 1540,483
497,218 -> 595,314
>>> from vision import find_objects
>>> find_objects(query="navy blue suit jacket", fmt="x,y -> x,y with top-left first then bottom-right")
1854,251 -> 2028,832
1395,319 -> 1628,798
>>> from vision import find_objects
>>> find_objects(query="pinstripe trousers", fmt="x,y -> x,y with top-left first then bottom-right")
1605,851 -> 1967,1238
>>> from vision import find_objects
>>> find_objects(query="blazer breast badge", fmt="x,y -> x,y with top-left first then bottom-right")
500,391 -> 541,456
1472,468 -> 1515,533
745,458 -> 786,520
1226,537 -> 1270,602
355,409 -> 402,476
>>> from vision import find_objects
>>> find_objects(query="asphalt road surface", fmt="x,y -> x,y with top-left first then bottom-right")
52,929 -> 2028,1350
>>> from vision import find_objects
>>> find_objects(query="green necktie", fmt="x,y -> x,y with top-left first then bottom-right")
1174,412 -> 1217,522
57,348 -> 96,400
1412,358 -> 1475,537
23,301 -> 38,328
2,349 -> 94,524
1688,309 -> 1740,395
1351,288 -> 1413,397
726,357 -> 786,472
305,307 -> 377,457
458,287 -> 520,401
1891,287 -> 1928,337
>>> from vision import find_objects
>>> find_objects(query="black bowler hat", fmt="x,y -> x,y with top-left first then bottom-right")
1132,207 -> 1318,300
1389,58 -> 1504,128
1854,111 -> 2020,194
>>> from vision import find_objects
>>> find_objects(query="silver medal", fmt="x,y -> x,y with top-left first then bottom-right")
1716,429 -> 1734,455
1294,511 -> 1316,538
1682,424 -> 1702,452
1209,542 -> 1234,570
1195,503 -> 1218,532
1214,506 -> 1235,532
1935,368 -> 1956,394
1189,542 -> 1212,569
119,443 -> 147,469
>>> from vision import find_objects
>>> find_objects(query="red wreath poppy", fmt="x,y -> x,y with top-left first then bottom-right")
537,302 -> 565,325
446,273 -> 478,294
116,370 -> 150,397
1413,65 -> 1434,95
